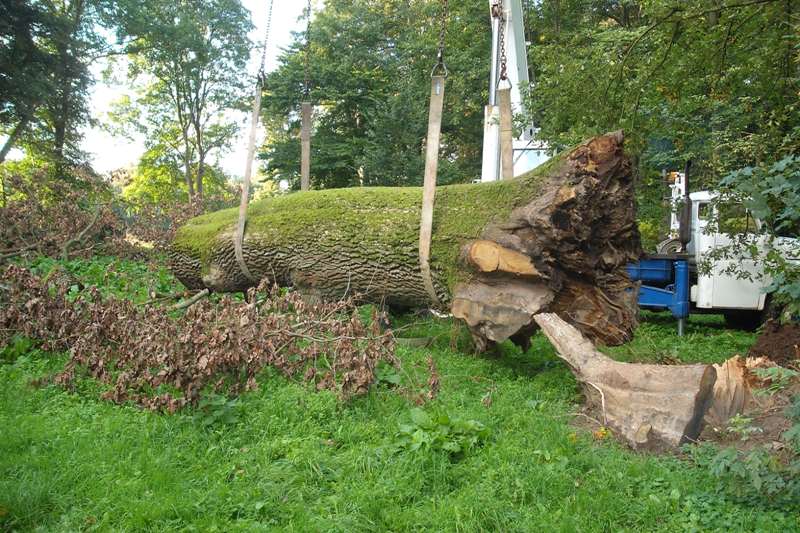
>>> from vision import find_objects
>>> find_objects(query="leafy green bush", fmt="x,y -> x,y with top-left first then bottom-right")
26,256 -> 179,303
708,155 -> 800,316
784,398 -> 800,455
687,393 -> 800,510
724,414 -> 762,442
393,408 -> 490,457
0,336 -> 35,364
192,394 -> 242,428
751,367 -> 799,396
687,443 -> 799,509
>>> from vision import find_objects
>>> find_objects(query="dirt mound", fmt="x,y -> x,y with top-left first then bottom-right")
748,320 -> 800,367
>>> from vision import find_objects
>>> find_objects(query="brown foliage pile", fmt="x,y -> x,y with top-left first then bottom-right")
1,170 -> 230,261
0,265 -> 399,411
0,172 -> 126,260
124,198 -> 205,252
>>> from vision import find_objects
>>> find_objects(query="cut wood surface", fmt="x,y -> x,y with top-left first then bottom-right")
534,313 -> 717,450
462,240 -> 542,277
169,131 -> 641,348
705,356 -> 752,429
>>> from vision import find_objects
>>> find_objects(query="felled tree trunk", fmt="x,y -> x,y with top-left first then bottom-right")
534,313 -> 716,450
169,131 -> 641,348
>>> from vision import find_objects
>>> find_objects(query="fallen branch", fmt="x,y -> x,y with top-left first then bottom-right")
139,290 -> 199,306
61,206 -> 103,261
167,288 -> 210,311
0,243 -> 38,261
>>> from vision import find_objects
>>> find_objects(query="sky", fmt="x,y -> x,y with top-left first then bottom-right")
81,0 -> 308,179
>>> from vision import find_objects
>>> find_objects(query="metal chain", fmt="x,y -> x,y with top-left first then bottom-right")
257,0 -> 274,85
492,1 -> 508,81
432,0 -> 448,77
303,0 -> 312,97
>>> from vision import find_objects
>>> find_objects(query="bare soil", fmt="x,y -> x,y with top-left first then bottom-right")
701,383 -> 799,456
748,319 -> 800,367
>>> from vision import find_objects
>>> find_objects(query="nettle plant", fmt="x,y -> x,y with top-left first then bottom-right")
701,155 -> 800,318
393,408 -> 490,458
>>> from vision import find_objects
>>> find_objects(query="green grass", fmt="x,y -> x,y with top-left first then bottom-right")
602,312 -> 757,365
0,258 -> 797,532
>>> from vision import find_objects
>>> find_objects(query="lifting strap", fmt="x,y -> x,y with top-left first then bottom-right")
300,101 -> 312,191
419,74 -> 446,307
300,0 -> 312,191
234,0 -> 273,283
495,3 -> 514,180
418,0 -> 448,307
234,80 -> 263,283
498,86 -> 514,180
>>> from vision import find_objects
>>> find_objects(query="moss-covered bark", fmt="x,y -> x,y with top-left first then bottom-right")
172,157 -> 559,300
170,132 -> 641,347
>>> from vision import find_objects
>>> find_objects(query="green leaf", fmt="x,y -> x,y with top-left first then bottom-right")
409,408 -> 432,428
441,441 -> 461,453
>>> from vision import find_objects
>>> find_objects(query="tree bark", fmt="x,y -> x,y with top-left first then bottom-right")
183,144 -> 195,200
0,113 -> 31,165
169,131 -> 642,348
53,84 -> 70,169
195,158 -> 205,201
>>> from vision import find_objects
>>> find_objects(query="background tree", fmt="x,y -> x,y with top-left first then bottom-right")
522,0 -> 799,308
261,0 -> 490,189
523,0 -> 798,196
121,145 -> 236,209
1,0 -> 113,173
0,0 -> 56,164
108,0 -> 252,202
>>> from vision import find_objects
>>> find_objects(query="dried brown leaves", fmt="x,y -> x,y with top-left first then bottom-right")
1,171 -> 226,262
123,198 -> 206,253
0,172 -> 125,260
0,266 -> 399,411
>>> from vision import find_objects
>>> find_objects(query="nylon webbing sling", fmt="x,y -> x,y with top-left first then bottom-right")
418,0 -> 448,307
419,73 -> 445,307
234,0 -> 273,283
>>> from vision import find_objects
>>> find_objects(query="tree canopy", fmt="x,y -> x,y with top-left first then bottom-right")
1,0 -> 798,224
260,0 -> 491,189
107,0 -> 252,201
0,0 -> 115,171
525,0 -> 798,181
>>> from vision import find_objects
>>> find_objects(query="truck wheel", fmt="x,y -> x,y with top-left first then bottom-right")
656,238 -> 682,255
760,296 -> 781,323
723,311 -> 762,331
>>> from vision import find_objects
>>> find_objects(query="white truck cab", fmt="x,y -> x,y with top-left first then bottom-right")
659,178 -> 799,327
688,191 -> 770,314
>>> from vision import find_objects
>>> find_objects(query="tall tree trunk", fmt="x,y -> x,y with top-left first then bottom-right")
0,113 -> 32,165
53,85 -> 71,171
183,138 -> 195,200
169,132 -> 642,349
195,158 -> 205,201
52,0 -> 84,175
192,108 -> 206,201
